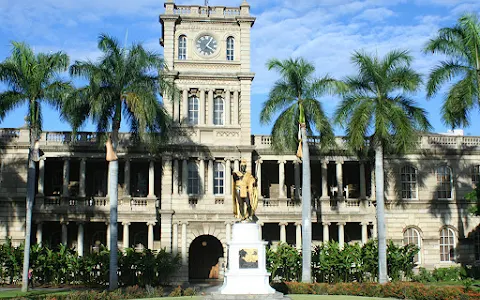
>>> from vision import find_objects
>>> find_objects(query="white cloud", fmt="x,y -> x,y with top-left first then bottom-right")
354,7 -> 395,22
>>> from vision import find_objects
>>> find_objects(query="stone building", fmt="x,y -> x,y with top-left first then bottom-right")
0,0 -> 480,282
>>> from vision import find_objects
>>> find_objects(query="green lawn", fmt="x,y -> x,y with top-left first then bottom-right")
0,290 -> 71,299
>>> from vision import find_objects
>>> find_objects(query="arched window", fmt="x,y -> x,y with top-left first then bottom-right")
213,96 -> 224,125
187,162 -> 199,195
472,165 -> 480,186
403,227 -> 421,263
188,96 -> 199,125
401,165 -> 418,199
440,227 -> 456,262
178,35 -> 187,60
214,162 -> 225,195
436,166 -> 453,199
226,36 -> 235,61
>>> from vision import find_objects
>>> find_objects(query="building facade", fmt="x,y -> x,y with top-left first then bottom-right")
0,0 -> 480,282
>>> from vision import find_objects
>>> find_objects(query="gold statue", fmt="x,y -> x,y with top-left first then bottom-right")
232,159 -> 258,221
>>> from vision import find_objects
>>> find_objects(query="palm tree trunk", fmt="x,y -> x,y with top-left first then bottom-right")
21,136 -> 36,292
375,144 -> 388,283
108,128 -> 119,291
300,125 -> 312,283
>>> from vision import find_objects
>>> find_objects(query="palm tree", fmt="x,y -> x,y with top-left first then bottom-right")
69,33 -> 175,290
0,42 -> 70,292
260,57 -> 339,282
424,13 -> 480,128
335,50 -> 431,283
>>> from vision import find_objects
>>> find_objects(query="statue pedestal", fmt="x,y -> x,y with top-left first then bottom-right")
220,222 -> 275,295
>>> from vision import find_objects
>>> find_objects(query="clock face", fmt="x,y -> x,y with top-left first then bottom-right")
196,35 -> 218,56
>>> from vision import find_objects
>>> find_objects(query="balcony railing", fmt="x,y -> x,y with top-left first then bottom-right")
34,196 -> 157,213
252,134 -> 480,151
172,5 -> 241,17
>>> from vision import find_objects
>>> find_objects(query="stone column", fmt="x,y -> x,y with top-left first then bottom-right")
147,222 -> 155,250
338,222 -> 346,249
225,159 -> 232,196
370,167 -> 376,200
79,158 -> 86,197
200,89 -> 206,125
106,222 -> 110,250
124,159 -> 130,196
279,222 -> 287,243
360,162 -> 366,199
181,222 -> 188,264
234,159 -> 239,172
295,222 -> 302,250
256,159 -> 262,198
208,89 -> 214,126
77,222 -> 84,256
226,222 -> 232,242
361,222 -> 368,245
61,221 -> 68,245
278,160 -> 286,198
182,159 -> 188,195
323,222 -> 330,243
62,158 -> 70,197
38,159 -> 45,196
199,159 -> 205,195
208,159 -> 214,195
336,160 -> 343,199
225,90 -> 231,125
372,222 -> 377,238
148,160 -> 155,198
257,222 -> 263,240
182,89 -> 189,123
294,160 -> 301,199
172,222 -> 178,255
233,90 -> 239,125
173,160 -> 179,195
123,222 -> 130,250
36,221 -> 43,245
321,160 -> 328,198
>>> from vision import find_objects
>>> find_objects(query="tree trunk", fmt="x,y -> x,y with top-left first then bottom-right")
375,144 -> 388,283
21,138 -> 36,292
300,126 -> 312,283
108,129 -> 119,291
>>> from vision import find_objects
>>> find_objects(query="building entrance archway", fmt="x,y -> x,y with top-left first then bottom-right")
189,235 -> 223,280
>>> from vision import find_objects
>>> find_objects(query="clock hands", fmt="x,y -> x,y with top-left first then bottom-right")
205,37 -> 214,51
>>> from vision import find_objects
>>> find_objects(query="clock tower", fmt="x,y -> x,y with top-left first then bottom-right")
159,1 -> 256,281
159,0 -> 255,147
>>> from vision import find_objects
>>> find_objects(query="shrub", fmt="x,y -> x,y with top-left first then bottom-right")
274,281 -> 480,300
183,287 -> 196,296
0,242 -> 179,287
266,243 -> 302,282
168,285 -> 183,297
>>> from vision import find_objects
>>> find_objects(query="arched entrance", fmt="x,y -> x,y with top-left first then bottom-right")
189,235 -> 223,281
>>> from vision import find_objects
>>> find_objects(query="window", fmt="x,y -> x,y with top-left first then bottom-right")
187,162 -> 199,195
188,96 -> 199,125
226,36 -> 234,61
475,231 -> 480,261
178,35 -> 187,60
440,227 -> 456,262
214,162 -> 225,195
403,227 -> 421,263
436,166 -> 453,199
213,96 -> 224,125
472,165 -> 480,186
401,165 -> 418,199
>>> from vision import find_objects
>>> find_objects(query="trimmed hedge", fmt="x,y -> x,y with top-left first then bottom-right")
272,282 -> 480,300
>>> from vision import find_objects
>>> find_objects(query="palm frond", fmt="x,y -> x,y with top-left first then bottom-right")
426,60 -> 469,97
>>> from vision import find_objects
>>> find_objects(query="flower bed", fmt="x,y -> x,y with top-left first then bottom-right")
271,282 -> 480,300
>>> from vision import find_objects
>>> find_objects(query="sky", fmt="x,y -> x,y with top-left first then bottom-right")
0,0 -> 480,135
